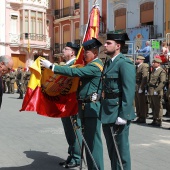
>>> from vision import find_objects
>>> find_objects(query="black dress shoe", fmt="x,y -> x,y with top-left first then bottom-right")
64,162 -> 80,168
59,161 -> 67,166
17,97 -> 23,99
148,121 -> 162,127
133,118 -> 146,123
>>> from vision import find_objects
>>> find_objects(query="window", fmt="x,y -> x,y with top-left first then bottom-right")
25,10 -> 29,35
31,11 -> 36,34
37,12 -> 43,40
10,15 -> 18,34
20,12 -> 23,34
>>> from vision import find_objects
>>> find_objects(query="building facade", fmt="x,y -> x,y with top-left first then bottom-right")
165,0 -> 170,36
0,0 -> 54,70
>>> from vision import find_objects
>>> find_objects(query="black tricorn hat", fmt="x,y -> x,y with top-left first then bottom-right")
106,33 -> 130,42
66,42 -> 80,50
82,38 -> 102,51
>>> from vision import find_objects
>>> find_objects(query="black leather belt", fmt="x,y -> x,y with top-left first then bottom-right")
78,99 -> 91,103
104,92 -> 122,99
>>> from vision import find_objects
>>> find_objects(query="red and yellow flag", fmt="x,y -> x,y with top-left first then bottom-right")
20,5 -> 100,117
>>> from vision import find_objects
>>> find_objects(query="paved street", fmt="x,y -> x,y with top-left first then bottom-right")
0,93 -> 170,170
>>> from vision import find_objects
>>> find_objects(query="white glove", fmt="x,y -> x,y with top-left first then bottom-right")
145,90 -> 148,95
154,91 -> 158,95
90,93 -> 98,102
40,59 -> 52,68
138,88 -> 143,93
115,117 -> 127,125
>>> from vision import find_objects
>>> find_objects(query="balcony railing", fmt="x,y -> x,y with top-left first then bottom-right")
9,33 -> 50,48
55,7 -> 74,19
20,33 -> 47,41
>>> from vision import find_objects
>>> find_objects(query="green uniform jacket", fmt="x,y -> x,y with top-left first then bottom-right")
53,58 -> 103,118
100,53 -> 136,124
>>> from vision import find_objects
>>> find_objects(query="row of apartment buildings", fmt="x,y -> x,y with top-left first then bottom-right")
0,0 -> 170,69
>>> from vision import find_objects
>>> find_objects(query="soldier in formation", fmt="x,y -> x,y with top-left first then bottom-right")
148,57 -> 166,127
16,66 -> 24,99
134,56 -> 149,123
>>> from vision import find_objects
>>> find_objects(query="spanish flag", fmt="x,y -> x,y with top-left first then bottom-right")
20,5 -> 100,117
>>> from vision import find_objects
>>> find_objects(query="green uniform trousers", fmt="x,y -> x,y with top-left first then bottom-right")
61,116 -> 81,164
79,117 -> 104,170
102,121 -> 131,170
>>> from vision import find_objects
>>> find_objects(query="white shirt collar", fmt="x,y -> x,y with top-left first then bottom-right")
65,57 -> 76,65
111,53 -> 120,62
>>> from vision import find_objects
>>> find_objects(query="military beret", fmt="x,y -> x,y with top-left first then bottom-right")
106,33 -> 130,42
153,57 -> 162,63
82,38 -> 102,51
137,56 -> 145,60
66,42 -> 80,50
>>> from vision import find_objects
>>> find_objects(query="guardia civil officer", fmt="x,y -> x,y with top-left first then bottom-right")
148,57 -> 166,127
58,42 -> 82,168
134,56 -> 149,123
40,38 -> 104,170
100,33 -> 136,170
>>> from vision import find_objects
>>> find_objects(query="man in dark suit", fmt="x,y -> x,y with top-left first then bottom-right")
100,33 -> 136,170
0,55 -> 14,108
40,38 -> 104,170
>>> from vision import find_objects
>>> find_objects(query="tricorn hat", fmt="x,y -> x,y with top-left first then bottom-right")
106,33 -> 130,42
82,38 -> 102,51
66,42 -> 80,50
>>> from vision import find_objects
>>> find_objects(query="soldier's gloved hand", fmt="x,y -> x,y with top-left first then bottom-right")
19,83 -> 22,85
138,88 -> 143,93
115,117 -> 127,125
90,93 -> 99,102
154,91 -> 158,95
40,59 -> 52,68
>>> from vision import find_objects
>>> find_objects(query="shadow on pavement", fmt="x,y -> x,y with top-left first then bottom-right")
0,150 -> 75,170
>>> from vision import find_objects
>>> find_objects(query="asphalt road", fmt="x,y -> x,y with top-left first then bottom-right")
0,93 -> 170,170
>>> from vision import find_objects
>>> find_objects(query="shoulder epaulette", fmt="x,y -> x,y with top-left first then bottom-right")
92,62 -> 103,72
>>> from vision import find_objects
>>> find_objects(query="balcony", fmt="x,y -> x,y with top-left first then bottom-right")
55,7 -> 74,19
9,33 -> 50,48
